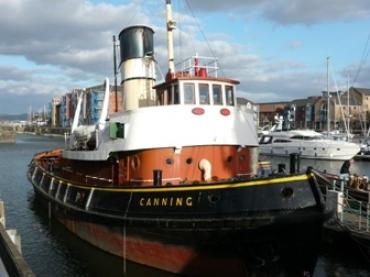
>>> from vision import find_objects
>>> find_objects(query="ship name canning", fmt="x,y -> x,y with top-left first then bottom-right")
139,196 -> 193,207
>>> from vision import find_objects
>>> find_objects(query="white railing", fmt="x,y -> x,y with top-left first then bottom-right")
329,175 -> 370,232
175,55 -> 219,78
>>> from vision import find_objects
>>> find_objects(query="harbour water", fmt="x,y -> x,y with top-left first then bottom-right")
0,134 -> 369,276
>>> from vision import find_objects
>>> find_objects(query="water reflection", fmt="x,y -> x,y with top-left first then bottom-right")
28,193 -> 175,277
1,134 -> 369,276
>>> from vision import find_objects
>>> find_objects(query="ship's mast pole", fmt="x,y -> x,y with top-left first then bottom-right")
166,0 -> 176,74
112,35 -> 118,113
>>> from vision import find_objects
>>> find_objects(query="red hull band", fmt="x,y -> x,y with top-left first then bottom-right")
61,217 -> 246,276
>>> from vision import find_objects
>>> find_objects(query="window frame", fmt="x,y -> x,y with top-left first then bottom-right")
212,84 -> 223,105
225,85 -> 235,106
183,82 -> 196,105
198,83 -> 210,105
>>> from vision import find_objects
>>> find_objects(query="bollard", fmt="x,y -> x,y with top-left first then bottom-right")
326,190 -> 344,221
289,153 -> 300,174
153,169 -> 162,187
0,201 -> 5,228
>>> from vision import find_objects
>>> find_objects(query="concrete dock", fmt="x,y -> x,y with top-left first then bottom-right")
0,201 -> 34,277
0,126 -> 16,144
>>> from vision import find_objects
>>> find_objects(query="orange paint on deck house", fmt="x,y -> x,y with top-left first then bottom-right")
126,145 -> 251,186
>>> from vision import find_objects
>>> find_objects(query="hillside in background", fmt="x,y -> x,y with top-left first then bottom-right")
0,113 -> 28,121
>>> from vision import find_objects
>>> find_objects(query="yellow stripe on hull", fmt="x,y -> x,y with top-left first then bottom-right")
32,163 -> 311,193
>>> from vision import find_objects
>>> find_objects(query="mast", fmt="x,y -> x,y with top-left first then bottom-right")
347,75 -> 350,140
165,0 -> 176,74
326,57 -> 330,133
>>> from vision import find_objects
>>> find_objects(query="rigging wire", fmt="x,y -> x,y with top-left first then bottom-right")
352,30 -> 370,85
183,0 -> 224,75
174,0 -> 185,63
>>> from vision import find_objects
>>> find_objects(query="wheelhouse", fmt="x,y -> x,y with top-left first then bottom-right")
154,78 -> 239,107
154,55 -> 239,107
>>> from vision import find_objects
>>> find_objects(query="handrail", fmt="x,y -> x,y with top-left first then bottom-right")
175,55 -> 219,78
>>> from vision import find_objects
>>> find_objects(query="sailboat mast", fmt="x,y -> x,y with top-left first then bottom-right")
347,75 -> 350,140
165,0 -> 176,75
326,57 -> 330,132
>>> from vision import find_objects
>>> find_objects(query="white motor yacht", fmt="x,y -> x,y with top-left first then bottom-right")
259,129 -> 360,160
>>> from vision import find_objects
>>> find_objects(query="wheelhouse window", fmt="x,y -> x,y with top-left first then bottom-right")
173,84 -> 180,104
225,85 -> 234,106
156,84 -> 179,105
212,84 -> 223,105
184,83 -> 195,104
167,87 -> 172,104
199,84 -> 210,105
156,90 -> 164,105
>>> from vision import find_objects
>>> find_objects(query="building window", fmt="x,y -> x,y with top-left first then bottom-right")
184,83 -> 195,104
199,84 -> 210,105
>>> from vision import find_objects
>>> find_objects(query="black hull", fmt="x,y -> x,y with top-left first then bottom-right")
28,162 -> 327,276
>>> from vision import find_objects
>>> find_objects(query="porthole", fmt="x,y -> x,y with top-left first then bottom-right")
227,156 -> 233,163
165,158 -> 173,165
281,187 -> 294,199
337,148 -> 340,151
208,193 -> 221,204
186,157 -> 193,165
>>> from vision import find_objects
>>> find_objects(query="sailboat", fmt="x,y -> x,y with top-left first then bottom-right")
27,1 -> 328,276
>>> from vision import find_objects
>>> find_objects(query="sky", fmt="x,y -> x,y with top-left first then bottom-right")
1,0 -> 370,114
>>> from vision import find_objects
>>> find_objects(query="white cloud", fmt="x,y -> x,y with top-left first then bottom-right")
186,0 -> 370,24
288,40 -> 303,49
0,0 -> 150,77
0,0 -> 368,113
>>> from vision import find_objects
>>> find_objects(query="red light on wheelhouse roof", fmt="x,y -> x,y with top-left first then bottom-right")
220,108 -> 230,116
192,107 -> 205,115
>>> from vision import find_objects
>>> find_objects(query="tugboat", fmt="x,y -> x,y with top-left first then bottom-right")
28,1 -> 327,276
